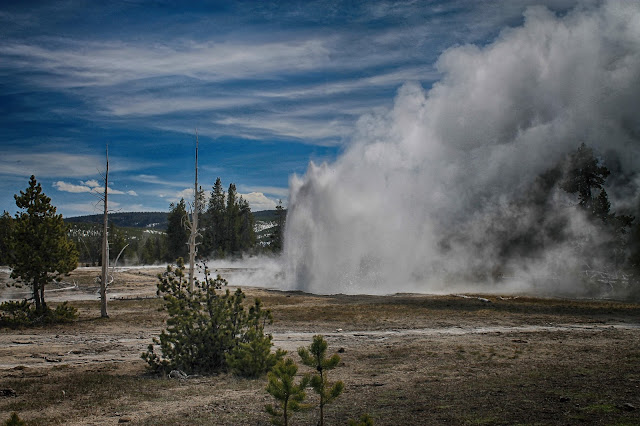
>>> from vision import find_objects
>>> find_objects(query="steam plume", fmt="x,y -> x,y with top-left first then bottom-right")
284,1 -> 640,296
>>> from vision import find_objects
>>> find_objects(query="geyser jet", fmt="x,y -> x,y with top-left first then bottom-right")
284,1 -> 640,296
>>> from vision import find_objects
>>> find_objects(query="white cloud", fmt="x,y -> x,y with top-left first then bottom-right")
127,190 -> 138,196
82,179 -> 100,187
107,96 -> 260,117
53,181 -> 92,193
239,192 -> 278,211
53,180 -> 137,197
160,188 -> 195,203
0,38 -> 331,88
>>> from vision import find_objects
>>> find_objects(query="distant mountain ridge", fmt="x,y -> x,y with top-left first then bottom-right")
66,210 -> 280,230
65,212 -> 169,229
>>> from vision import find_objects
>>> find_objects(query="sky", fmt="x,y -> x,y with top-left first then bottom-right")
0,0 -> 582,217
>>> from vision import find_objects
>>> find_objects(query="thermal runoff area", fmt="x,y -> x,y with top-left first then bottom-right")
283,2 -> 640,297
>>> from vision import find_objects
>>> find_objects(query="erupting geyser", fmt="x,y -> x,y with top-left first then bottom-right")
283,1 -> 640,296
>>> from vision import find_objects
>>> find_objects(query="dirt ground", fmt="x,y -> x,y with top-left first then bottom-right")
1,267 -> 640,425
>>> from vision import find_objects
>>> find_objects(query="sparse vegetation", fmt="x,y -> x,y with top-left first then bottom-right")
0,271 -> 639,424
0,300 -> 78,327
142,259 -> 281,375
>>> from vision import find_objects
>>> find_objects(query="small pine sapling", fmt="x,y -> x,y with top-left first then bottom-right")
297,335 -> 345,426
265,358 -> 310,426
142,260 -> 280,375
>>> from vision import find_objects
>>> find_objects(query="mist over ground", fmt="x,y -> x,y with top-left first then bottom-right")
283,1 -> 640,296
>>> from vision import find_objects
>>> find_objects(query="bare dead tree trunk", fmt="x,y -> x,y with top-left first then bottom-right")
187,131 -> 200,291
100,145 -> 109,318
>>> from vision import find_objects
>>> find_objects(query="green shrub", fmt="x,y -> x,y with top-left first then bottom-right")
51,302 -> 78,323
0,300 -> 77,327
142,259 -> 282,375
0,300 -> 31,327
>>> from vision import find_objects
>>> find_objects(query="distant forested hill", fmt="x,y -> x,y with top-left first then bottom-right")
65,210 -> 279,230
65,212 -> 168,229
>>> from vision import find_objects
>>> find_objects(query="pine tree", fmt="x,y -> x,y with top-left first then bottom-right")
271,200 -> 286,252
237,197 -> 256,252
166,199 -> 189,262
226,183 -> 239,253
592,189 -> 612,223
560,143 -> 610,211
10,176 -> 78,313
202,177 -> 226,258
226,298 -> 286,377
297,335 -> 344,426
0,211 -> 14,266
142,260 -> 280,375
265,358 -> 310,426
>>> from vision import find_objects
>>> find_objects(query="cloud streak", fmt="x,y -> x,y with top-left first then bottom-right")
54,180 -> 138,196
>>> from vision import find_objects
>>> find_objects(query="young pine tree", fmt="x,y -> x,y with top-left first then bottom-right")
297,335 -> 344,426
265,358 -> 310,426
142,259 -> 280,375
226,298 -> 286,377
10,176 -> 78,313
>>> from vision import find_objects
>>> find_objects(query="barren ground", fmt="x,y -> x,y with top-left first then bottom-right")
1,267 -> 640,425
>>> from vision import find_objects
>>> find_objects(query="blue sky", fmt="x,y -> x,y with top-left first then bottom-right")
0,0 -> 578,217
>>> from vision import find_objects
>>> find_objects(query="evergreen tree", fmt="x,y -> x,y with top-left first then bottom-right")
0,211 -> 14,265
202,177 -> 226,258
560,144 -> 635,273
139,236 -> 157,265
166,199 -> 188,262
265,358 -> 310,426
592,189 -> 612,223
226,298 -> 286,377
10,176 -> 78,313
560,143 -> 610,211
226,183 -> 239,253
237,196 -> 256,252
297,335 -> 344,426
271,200 -> 286,252
142,260 -> 280,374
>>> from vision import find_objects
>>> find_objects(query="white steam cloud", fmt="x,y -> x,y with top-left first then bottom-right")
284,2 -> 640,296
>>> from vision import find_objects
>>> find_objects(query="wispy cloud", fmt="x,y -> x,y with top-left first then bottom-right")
0,152 -> 103,178
132,174 -> 190,188
54,180 -> 138,196
0,38 -> 331,88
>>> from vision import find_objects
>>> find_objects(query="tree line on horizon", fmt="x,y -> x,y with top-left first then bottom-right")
0,177 -> 286,268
